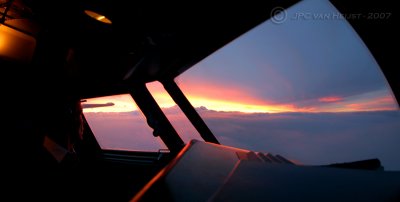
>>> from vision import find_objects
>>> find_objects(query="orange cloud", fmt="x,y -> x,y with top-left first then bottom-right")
344,95 -> 397,112
84,83 -> 398,114
184,96 -> 297,113
176,78 -> 277,106
318,96 -> 343,102
149,81 -> 399,113
147,81 -> 318,113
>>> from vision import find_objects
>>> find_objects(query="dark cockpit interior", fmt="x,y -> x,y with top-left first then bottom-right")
3,0 -> 398,201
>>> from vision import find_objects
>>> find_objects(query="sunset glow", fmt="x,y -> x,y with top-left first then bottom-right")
147,81 -> 305,113
185,93 -> 397,113
318,96 -> 343,103
82,94 -> 137,112
146,82 -> 176,108
344,95 -> 397,112
82,85 -> 398,114
182,96 -> 297,113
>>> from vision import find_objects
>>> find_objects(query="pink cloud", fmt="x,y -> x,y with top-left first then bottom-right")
345,95 -> 398,111
318,96 -> 343,103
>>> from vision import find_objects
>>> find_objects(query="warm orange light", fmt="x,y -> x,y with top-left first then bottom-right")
146,82 -> 177,108
83,84 -> 397,114
0,24 -> 36,62
84,10 -> 112,24
0,31 -> 4,51
344,95 -> 397,112
83,94 -> 137,113
147,81 -> 295,113
318,96 -> 343,102
184,96 -> 295,113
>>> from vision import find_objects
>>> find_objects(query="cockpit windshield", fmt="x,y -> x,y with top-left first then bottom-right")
175,0 -> 400,170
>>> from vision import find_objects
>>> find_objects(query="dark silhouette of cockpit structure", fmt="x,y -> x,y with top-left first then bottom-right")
2,0 -> 399,201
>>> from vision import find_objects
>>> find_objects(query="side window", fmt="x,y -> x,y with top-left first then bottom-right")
83,94 -> 167,152
175,1 -> 400,170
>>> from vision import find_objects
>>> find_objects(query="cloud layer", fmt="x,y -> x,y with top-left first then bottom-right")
84,107 -> 400,171
198,109 -> 400,171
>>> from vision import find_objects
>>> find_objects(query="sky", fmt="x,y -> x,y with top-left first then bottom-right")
173,0 -> 397,113
82,0 -> 400,170
83,0 -> 398,114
